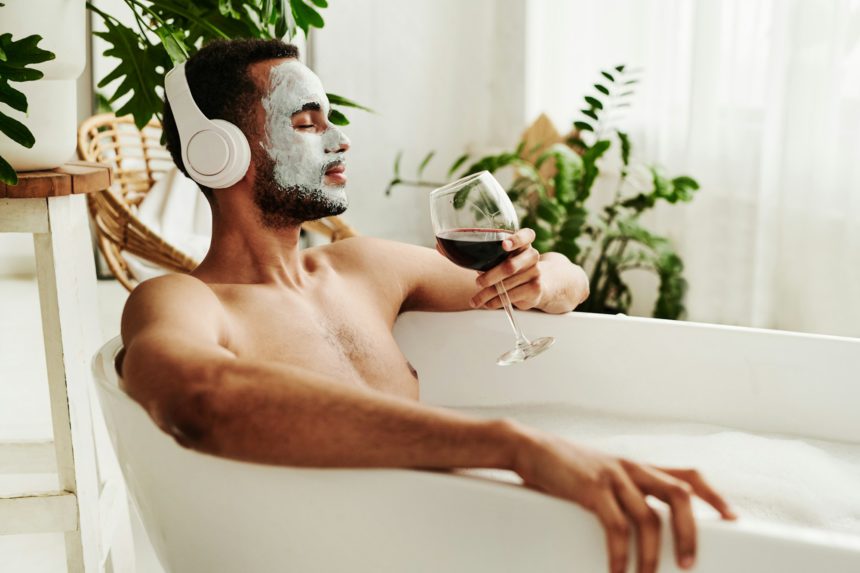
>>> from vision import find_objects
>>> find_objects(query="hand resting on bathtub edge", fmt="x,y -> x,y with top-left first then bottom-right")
119,38 -> 736,573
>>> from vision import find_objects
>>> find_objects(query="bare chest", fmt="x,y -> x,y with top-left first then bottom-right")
215,285 -> 418,399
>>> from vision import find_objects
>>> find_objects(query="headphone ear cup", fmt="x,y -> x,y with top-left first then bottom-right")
209,119 -> 251,189
182,120 -> 251,189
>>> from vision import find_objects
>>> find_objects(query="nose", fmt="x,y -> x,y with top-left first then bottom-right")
324,125 -> 350,154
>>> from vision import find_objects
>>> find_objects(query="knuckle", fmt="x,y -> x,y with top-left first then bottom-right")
596,467 -> 616,488
610,519 -> 630,537
642,508 -> 661,529
669,482 -> 693,500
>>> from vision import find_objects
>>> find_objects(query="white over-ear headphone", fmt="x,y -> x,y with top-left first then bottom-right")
164,62 -> 251,189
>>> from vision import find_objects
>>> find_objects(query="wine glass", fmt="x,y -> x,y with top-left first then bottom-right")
430,171 -> 555,365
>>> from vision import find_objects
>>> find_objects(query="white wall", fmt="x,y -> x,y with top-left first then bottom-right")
311,0 -> 530,246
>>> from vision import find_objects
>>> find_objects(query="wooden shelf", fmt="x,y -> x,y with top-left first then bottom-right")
0,161 -> 112,199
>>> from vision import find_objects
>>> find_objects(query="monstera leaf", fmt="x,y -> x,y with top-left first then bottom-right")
0,32 -> 55,184
93,12 -> 169,129
87,0 -> 365,131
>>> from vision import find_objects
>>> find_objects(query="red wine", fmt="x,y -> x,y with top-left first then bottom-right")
436,228 -> 514,271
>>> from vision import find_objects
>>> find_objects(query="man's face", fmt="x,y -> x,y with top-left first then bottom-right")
252,59 -> 350,228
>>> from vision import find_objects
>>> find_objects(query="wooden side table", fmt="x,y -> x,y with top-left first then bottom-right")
0,162 -> 134,572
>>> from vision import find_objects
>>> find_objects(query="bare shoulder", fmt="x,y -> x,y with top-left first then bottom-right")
319,235 -> 476,312
323,235 -> 426,261
320,235 -> 442,282
121,273 -> 226,347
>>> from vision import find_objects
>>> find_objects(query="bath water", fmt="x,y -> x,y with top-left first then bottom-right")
452,403 -> 860,536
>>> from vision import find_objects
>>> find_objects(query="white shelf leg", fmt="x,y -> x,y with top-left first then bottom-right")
32,194 -> 132,573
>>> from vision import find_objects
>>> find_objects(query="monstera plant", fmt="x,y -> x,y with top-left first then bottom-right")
0,30 -> 55,184
86,0 -> 369,130
388,66 -> 700,320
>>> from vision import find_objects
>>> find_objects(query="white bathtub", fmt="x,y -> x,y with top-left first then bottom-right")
92,310 -> 860,572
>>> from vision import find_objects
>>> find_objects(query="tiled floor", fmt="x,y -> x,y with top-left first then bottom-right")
0,276 -> 164,572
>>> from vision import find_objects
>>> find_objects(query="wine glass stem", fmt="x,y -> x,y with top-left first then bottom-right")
495,283 -> 531,349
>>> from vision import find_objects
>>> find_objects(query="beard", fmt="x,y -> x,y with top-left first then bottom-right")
252,153 -> 347,229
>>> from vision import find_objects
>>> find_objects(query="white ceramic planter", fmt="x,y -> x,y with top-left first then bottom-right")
0,0 -> 86,172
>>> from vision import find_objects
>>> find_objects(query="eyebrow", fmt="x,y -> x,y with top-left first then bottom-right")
292,102 -> 321,115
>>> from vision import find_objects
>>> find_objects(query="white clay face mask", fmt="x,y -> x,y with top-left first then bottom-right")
261,60 -> 350,209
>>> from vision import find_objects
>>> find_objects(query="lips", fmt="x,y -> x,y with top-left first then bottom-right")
323,160 -> 347,185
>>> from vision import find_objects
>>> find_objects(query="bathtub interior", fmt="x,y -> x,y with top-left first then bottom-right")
394,311 -> 860,537
92,310 -> 860,572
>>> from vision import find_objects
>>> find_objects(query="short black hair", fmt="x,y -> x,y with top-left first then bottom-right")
162,38 -> 299,200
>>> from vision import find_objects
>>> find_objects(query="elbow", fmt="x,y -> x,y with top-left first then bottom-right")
162,386 -> 220,452
578,266 -> 590,305
156,362 -> 233,454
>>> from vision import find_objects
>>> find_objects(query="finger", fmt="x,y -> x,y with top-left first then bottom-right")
471,265 -> 539,307
613,472 -> 661,573
623,462 -> 696,570
595,493 -> 631,573
502,227 -> 536,252
660,468 -> 737,520
476,247 -> 540,288
480,280 -> 541,310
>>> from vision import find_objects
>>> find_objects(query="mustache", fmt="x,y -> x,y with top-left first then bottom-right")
322,158 -> 346,173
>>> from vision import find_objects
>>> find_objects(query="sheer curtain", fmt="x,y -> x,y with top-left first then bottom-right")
527,0 -> 860,337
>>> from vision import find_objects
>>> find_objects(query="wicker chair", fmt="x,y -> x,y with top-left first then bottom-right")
77,113 -> 357,291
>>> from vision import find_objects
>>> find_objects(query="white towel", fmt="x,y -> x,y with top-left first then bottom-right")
124,168 -> 212,281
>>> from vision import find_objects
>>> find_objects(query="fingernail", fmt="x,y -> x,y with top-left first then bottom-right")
680,555 -> 695,569
503,240 -> 512,249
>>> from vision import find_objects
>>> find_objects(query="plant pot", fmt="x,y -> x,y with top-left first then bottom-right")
0,79 -> 78,171
0,0 -> 86,172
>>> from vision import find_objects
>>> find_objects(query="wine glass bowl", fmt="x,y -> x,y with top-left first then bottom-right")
430,171 -> 555,365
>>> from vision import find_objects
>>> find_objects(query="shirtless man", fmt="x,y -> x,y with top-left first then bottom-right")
120,39 -> 735,573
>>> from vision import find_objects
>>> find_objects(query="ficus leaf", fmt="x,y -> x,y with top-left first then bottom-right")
417,151 -> 435,178
447,153 -> 469,177
584,96 -> 603,110
600,70 -> 615,82
616,130 -> 631,167
573,121 -> 593,133
327,92 -> 373,113
393,150 -> 402,178
594,83 -> 609,95
327,108 -> 349,125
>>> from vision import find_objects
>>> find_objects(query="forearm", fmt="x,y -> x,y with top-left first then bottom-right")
535,252 -> 590,314
169,358 -> 523,471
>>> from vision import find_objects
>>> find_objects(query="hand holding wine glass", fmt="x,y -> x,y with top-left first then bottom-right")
430,171 -> 555,365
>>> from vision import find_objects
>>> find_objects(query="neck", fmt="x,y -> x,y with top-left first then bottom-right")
194,198 -> 307,288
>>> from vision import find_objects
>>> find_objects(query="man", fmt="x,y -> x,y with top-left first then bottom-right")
121,39 -> 735,573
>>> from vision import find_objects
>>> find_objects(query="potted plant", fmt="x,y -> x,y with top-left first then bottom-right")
0,0 -> 86,184
388,66 -> 700,320
86,0 -> 369,130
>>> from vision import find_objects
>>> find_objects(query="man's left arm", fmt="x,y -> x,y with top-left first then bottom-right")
396,228 -> 589,314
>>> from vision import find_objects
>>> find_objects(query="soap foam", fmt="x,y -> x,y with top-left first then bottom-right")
452,403 -> 860,536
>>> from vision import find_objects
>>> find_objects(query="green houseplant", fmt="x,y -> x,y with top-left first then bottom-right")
86,0 -> 369,130
387,66 -> 700,319
0,26 -> 55,184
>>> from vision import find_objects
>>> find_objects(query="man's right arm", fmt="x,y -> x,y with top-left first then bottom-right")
120,274 -> 520,470
121,274 -> 735,573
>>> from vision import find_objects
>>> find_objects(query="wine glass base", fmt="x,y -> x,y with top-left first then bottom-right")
496,336 -> 555,366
